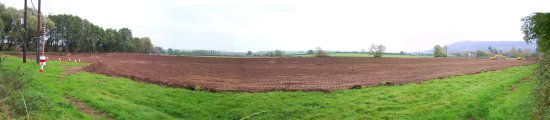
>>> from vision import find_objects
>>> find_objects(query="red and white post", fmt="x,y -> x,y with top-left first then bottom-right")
39,56 -> 46,73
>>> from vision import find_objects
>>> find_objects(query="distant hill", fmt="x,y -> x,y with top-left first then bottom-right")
424,41 -> 537,53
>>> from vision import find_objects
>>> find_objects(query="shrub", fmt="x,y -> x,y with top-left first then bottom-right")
534,54 -> 550,119
0,66 -> 32,118
522,13 -> 550,119
0,58 -> 48,119
193,85 -> 203,91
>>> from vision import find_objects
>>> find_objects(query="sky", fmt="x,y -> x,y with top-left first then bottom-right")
1,0 -> 550,52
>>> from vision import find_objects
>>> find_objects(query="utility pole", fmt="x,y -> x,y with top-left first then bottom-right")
22,0 -> 27,63
35,0 -> 42,64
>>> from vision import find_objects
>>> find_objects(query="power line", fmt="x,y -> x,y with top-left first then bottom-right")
43,0 -> 53,15
29,0 -> 37,12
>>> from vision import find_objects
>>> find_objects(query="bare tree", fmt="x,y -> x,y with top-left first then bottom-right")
368,44 -> 386,58
315,47 -> 327,57
314,47 -> 328,65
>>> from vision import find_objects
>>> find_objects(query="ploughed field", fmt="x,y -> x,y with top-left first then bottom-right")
42,53 -> 533,92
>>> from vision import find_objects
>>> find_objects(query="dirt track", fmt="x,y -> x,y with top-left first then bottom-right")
38,53 -> 533,92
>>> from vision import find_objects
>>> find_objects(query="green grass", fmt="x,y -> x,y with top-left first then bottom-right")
0,55 -> 103,119
294,52 -> 432,58
0,55 -> 537,119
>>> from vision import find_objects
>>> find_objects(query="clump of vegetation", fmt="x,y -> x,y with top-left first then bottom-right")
193,85 -> 203,91
522,12 -> 550,119
534,55 -> 550,118
433,45 -> 447,58
379,81 -> 394,86
475,50 -> 490,58
0,56 -> 49,119
307,49 -> 315,54
351,85 -> 364,89
314,47 -> 327,57
0,56 -> 5,68
266,50 -> 284,57
0,67 -> 45,119
368,44 -> 385,58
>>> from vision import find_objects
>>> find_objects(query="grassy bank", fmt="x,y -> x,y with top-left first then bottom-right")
0,55 -> 537,119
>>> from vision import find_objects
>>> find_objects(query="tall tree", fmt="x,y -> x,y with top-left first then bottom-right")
433,45 -> 447,57
369,44 -> 386,58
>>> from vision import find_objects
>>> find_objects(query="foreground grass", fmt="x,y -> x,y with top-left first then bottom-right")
0,55 -> 537,119
0,56 -> 102,119
294,53 -> 432,58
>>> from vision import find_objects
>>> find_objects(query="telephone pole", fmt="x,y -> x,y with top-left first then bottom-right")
35,0 -> 42,63
22,0 -> 27,63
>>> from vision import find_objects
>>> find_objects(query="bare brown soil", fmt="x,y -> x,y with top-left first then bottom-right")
35,53 -> 533,92
64,66 -> 84,74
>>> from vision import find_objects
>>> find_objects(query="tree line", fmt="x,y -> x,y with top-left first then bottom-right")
448,46 -> 535,58
162,49 -> 225,56
0,3 -> 154,53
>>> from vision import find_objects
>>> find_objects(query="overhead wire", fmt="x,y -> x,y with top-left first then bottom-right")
44,0 -> 53,15
29,0 -> 37,12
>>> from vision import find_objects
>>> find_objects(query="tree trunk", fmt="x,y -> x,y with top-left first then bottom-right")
7,39 -> 13,50
0,36 -> 4,51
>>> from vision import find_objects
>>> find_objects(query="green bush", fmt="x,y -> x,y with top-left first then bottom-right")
522,13 -> 550,119
534,54 -> 550,119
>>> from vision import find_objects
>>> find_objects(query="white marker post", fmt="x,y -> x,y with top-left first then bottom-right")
39,56 -> 46,73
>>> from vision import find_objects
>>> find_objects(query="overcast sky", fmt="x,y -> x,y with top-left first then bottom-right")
2,0 -> 550,52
